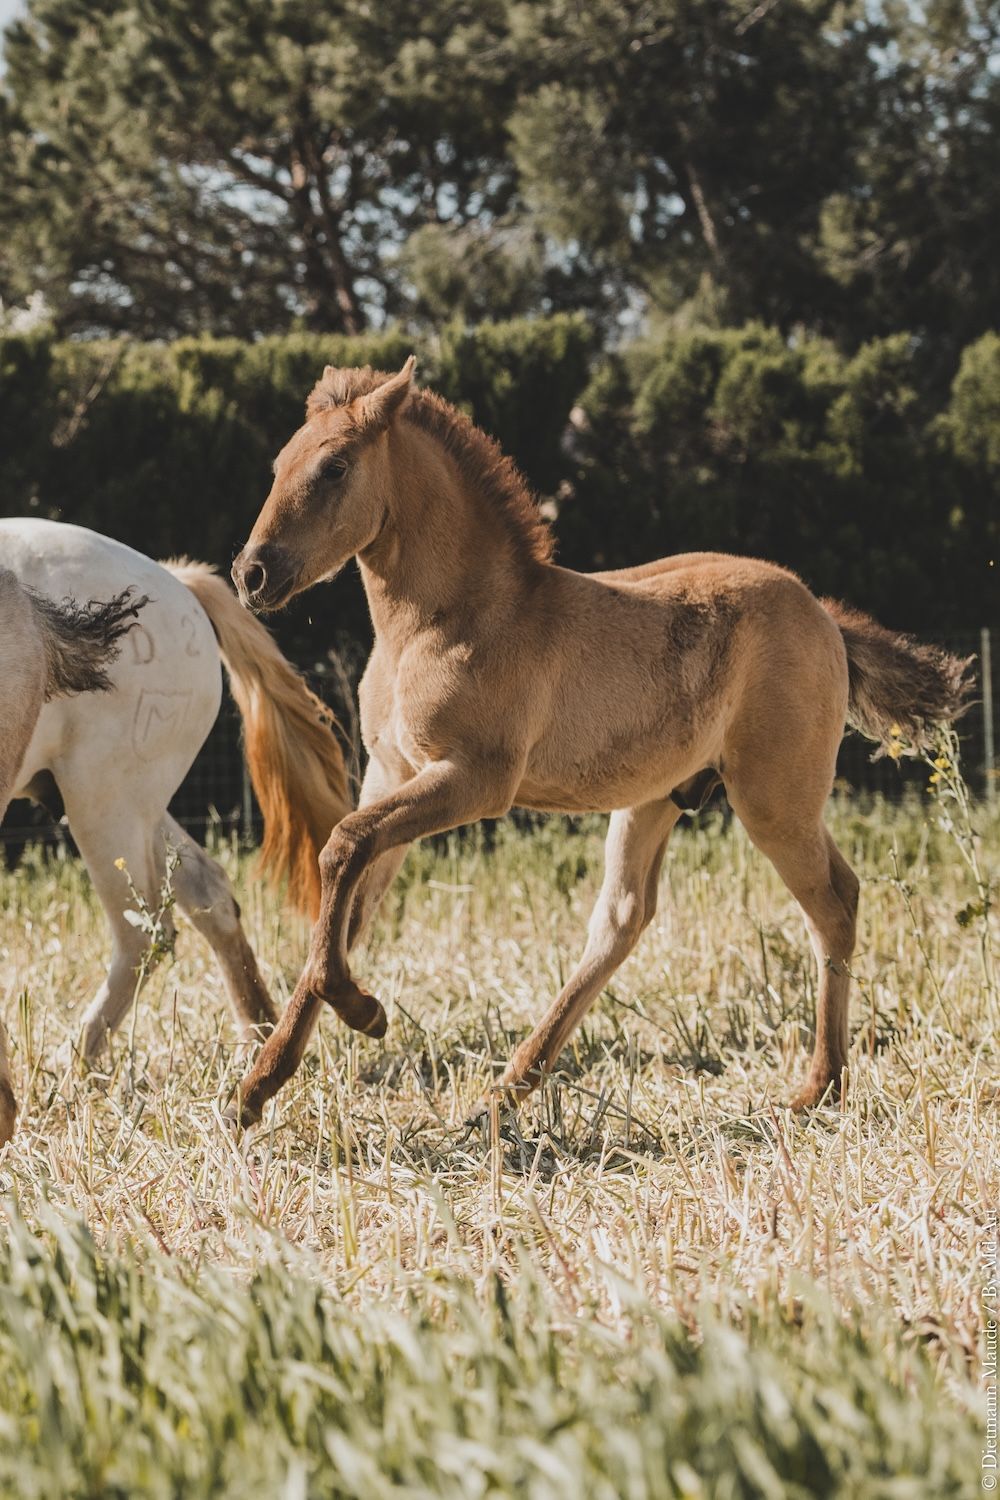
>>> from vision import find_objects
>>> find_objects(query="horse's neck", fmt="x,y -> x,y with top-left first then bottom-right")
359,427 -> 533,648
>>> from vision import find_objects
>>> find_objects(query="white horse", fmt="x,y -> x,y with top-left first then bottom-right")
0,519 -> 351,1138
1,562 -> 143,1141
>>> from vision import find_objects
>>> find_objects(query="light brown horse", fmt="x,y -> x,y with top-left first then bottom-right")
230,358 -> 970,1128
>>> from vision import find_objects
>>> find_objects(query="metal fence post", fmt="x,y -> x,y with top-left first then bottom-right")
241,759 -> 254,843
982,626 -> 995,803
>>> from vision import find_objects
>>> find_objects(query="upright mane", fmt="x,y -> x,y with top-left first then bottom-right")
308,366 -> 555,565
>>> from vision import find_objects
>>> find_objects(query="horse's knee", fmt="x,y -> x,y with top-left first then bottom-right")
111,900 -> 174,979
834,860 -> 860,919
319,822 -> 372,886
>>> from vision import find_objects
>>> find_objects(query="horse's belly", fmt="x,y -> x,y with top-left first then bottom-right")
517,731 -> 704,815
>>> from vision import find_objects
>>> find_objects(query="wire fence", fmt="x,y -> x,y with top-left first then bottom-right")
2,627 -> 996,860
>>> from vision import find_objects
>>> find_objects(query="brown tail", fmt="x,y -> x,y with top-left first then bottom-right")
166,560 -> 352,917
822,599 -> 974,755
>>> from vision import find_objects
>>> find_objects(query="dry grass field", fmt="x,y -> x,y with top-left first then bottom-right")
0,774 -> 996,1495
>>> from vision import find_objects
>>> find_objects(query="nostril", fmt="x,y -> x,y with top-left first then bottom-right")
243,561 -> 267,597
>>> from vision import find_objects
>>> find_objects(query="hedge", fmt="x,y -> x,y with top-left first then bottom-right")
1,316 -> 996,659
561,324 -> 998,631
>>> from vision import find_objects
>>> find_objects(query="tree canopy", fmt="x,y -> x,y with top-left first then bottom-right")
2,0 -> 998,355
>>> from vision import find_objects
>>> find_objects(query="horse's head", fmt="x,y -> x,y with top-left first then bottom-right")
232,357 -> 415,611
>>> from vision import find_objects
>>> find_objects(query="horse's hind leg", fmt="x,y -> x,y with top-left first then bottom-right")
59,797 -> 172,1060
160,815 -> 277,1040
728,790 -> 859,1109
498,798 -> 681,1102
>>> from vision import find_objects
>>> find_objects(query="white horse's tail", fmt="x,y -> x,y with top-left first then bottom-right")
26,583 -> 146,698
165,560 -> 352,918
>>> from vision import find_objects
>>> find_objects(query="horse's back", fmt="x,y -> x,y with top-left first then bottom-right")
594,549 -> 806,598
592,550 -> 844,661
0,519 -> 222,801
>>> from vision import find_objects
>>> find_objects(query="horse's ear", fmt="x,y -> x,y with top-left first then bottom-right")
355,356 -> 416,432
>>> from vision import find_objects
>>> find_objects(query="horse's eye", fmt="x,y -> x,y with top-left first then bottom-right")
322,455 -> 349,482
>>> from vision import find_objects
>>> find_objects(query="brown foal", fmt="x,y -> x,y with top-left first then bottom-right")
230,358 -> 969,1127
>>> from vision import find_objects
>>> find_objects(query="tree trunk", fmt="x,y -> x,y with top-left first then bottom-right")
289,139 -> 362,334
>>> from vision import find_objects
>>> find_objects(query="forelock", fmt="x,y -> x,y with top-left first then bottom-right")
306,365 -> 392,417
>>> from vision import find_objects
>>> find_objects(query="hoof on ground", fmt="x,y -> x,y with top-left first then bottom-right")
462,1102 -> 490,1139
789,1077 -> 842,1112
222,1096 -> 261,1132
463,1085 -> 521,1137
56,1026 -> 111,1076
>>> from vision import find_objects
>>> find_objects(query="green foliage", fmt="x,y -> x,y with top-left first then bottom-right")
397,224 -> 549,327
3,0 -> 999,353
0,316 -> 591,651
0,0 -> 519,336
0,329 -> 54,504
433,316 -> 595,492
0,313 -> 995,639
0,1205 -> 981,1498
565,322 -> 996,627
943,332 -> 1000,472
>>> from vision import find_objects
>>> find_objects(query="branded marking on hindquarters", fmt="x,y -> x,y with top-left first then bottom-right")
129,624 -> 156,664
131,689 -> 193,761
180,614 -> 203,658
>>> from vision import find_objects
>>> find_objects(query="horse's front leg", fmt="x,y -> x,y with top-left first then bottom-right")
230,758 -> 513,1125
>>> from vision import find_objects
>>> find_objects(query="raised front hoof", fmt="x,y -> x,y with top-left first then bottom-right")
789,1070 -> 845,1112
0,1080 -> 17,1147
322,981 -> 387,1039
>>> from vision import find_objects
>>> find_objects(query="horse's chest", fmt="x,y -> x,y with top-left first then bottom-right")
363,645 -> 478,772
